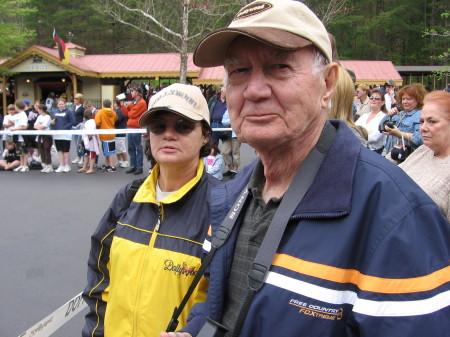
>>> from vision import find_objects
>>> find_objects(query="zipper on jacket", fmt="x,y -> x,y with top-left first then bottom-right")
154,205 -> 162,232
149,204 -> 163,248
133,203 -> 163,333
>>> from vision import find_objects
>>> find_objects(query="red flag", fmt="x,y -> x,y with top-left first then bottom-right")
53,29 -> 70,64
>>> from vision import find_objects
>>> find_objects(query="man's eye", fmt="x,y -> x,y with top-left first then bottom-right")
230,67 -> 248,75
273,64 -> 289,69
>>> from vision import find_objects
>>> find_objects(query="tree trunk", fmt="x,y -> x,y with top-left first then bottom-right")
179,1 -> 189,84
375,0 -> 383,60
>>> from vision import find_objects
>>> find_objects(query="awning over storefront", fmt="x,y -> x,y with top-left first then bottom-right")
340,60 -> 403,86
192,66 -> 225,85
1,45 -> 201,79
2,44 -> 405,86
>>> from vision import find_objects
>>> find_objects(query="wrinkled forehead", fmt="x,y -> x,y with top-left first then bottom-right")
224,36 -> 312,67
422,102 -> 450,119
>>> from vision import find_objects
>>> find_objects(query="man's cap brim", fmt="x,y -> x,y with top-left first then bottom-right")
194,27 -> 313,67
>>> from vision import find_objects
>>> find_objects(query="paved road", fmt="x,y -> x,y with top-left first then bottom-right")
0,143 -> 256,337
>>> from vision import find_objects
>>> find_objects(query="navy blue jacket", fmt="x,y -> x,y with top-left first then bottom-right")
53,108 -> 75,130
183,120 -> 450,337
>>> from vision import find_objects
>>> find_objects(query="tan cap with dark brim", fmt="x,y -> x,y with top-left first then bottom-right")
194,0 -> 332,67
139,83 -> 210,127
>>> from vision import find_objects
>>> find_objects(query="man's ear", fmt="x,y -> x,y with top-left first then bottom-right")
321,62 -> 339,110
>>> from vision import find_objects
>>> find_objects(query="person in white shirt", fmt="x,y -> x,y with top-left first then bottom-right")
356,88 -> 388,153
203,143 -> 223,180
34,104 -> 53,173
45,92 -> 55,113
10,100 -> 29,172
78,109 -> 101,174
2,104 -> 16,148
384,79 -> 397,110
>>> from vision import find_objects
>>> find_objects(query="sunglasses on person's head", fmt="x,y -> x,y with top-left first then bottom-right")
369,97 -> 382,101
148,118 -> 197,135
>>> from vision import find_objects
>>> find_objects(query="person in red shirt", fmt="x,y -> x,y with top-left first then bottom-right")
121,86 -> 147,175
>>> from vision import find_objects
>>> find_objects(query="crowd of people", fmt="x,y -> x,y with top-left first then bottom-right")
0,77 -> 445,185
1,81 -> 244,179
1,87 -> 148,175
2,1 -> 450,336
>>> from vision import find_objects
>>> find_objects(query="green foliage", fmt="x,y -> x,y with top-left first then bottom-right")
0,67 -> 17,77
328,0 -> 449,65
0,0 -> 36,58
25,0 -> 149,54
422,8 -> 449,63
90,0 -> 242,53
0,0 -> 447,69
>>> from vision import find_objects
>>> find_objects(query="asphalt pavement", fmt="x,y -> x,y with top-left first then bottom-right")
0,143 -> 256,337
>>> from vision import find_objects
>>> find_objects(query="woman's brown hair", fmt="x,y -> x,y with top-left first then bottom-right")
398,83 -> 427,109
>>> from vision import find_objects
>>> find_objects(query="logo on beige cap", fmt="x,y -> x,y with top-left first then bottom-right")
234,1 -> 272,21
151,89 -> 198,108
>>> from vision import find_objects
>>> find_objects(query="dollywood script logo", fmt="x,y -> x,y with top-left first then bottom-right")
164,259 -> 198,277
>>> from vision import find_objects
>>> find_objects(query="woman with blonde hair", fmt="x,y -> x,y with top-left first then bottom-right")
355,84 -> 371,118
329,67 -> 368,146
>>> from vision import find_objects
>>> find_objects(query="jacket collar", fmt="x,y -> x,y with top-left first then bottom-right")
224,120 -> 359,218
134,159 -> 205,204
293,120 -> 359,217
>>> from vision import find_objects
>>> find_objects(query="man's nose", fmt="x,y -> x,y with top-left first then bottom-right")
243,68 -> 271,101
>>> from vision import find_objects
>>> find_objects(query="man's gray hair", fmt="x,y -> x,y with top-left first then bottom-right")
311,47 -> 328,80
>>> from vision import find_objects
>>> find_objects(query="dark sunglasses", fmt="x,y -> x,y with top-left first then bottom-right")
369,97 -> 382,101
148,118 -> 197,135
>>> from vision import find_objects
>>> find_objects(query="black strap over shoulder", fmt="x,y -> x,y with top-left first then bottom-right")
166,187 -> 251,332
125,177 -> 146,209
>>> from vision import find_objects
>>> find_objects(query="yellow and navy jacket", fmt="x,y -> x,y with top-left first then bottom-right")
82,160 -> 219,337
182,121 -> 450,337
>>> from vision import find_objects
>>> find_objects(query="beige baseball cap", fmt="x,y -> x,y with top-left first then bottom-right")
194,0 -> 332,67
139,83 -> 210,127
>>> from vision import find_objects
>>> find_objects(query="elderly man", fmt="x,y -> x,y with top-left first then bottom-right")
162,1 -> 450,337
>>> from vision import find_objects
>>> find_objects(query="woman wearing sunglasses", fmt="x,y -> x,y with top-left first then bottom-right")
355,88 -> 388,153
82,84 -> 220,337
